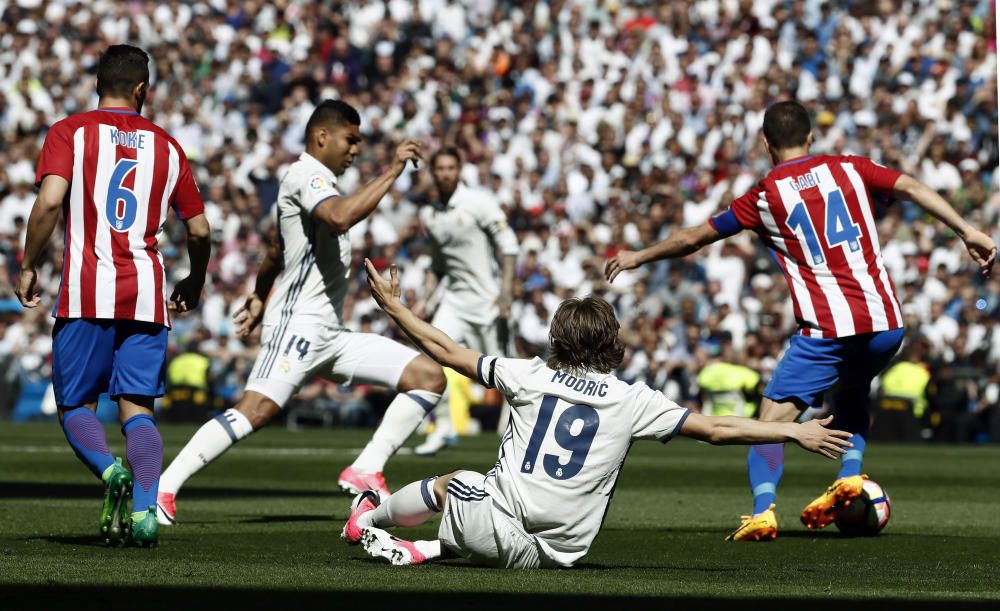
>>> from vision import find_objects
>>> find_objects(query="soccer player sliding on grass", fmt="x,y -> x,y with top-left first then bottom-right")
605,100 -> 996,541
340,260 -> 852,568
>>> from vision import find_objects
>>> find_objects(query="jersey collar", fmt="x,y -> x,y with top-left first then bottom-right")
97,107 -> 140,115
774,154 -> 815,169
299,152 -> 338,183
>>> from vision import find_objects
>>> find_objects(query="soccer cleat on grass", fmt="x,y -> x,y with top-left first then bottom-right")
414,431 -> 458,457
360,527 -> 428,566
127,506 -> 158,548
338,466 -> 391,498
156,491 -> 177,526
726,504 -> 778,542
341,490 -> 381,545
100,458 -> 133,546
800,474 -> 866,530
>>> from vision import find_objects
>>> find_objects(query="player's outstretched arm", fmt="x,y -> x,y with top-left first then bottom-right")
16,174 -> 69,308
679,413 -> 853,460
892,174 -> 996,278
605,221 -> 724,283
313,140 -> 423,232
364,258 -> 481,380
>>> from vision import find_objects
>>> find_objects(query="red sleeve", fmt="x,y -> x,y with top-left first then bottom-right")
852,156 -> 902,197
35,121 -> 74,187
170,151 -> 205,220
727,183 -> 764,231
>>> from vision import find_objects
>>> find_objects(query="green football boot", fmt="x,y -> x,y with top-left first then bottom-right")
127,506 -> 158,548
100,458 -> 133,546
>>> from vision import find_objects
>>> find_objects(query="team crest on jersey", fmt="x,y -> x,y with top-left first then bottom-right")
309,175 -> 328,191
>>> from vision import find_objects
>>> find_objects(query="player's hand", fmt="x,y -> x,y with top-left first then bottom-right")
793,416 -> 854,460
962,229 -> 996,278
604,250 -> 642,283
365,258 -> 402,312
233,293 -> 265,338
15,267 -> 40,308
168,275 -> 204,314
392,140 -> 423,174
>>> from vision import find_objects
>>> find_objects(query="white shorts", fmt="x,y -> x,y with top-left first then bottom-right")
244,321 -> 419,407
438,470 -> 541,569
432,305 -> 502,356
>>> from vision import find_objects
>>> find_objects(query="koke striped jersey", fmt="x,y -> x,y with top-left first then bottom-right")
35,107 -> 204,326
710,155 -> 903,339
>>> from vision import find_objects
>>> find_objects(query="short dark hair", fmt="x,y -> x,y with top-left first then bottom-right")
431,147 -> 462,167
305,100 -> 361,138
547,296 -> 625,374
762,100 -> 812,150
96,45 -> 149,98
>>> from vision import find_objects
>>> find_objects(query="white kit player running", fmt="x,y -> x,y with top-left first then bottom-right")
340,261 -> 853,568
415,148 -> 518,456
156,101 -> 447,524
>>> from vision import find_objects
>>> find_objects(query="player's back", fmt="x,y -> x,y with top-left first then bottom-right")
726,154 -> 903,338
37,108 -> 202,325
479,356 -> 688,567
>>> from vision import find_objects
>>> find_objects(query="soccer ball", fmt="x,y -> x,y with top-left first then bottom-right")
834,479 -> 891,536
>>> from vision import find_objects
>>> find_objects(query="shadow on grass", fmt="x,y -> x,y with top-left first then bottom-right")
238,514 -> 335,524
0,585 -> 993,610
0,482 -> 337,500
24,534 -> 108,548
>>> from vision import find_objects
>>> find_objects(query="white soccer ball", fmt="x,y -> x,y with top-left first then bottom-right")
834,479 -> 891,536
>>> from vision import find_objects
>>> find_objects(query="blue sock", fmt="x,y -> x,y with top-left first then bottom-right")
837,434 -> 866,478
123,414 -> 163,515
748,444 -> 784,515
61,407 -> 115,479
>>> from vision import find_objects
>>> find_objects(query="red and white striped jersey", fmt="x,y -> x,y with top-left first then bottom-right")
711,155 -> 903,339
35,107 -> 204,327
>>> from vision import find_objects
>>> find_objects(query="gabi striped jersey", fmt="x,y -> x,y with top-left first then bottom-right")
710,155 -> 903,339
35,107 -> 204,326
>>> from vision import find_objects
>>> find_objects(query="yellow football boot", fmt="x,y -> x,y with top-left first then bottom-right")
800,474 -> 866,529
726,504 -> 778,541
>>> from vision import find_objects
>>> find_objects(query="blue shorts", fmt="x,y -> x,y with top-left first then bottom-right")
51,318 -> 168,407
764,328 -> 905,408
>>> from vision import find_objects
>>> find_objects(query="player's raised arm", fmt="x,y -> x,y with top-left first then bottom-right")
605,220 -> 725,283
16,174 -> 70,308
364,258 -> 481,380
314,139 -> 423,232
678,413 -> 853,460
890,174 -> 996,278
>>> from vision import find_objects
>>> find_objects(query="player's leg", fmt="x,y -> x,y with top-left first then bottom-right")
800,328 -> 904,529
415,308 -> 471,456
51,319 -> 133,544
728,334 -> 841,541
338,333 -> 446,494
159,323 -> 323,523
110,320 -> 169,546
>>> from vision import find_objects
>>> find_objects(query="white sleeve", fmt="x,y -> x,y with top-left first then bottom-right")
631,385 -> 690,443
299,173 -> 340,215
472,194 -> 519,257
476,355 -> 525,402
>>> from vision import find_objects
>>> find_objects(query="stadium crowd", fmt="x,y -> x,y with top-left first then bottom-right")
0,0 -> 997,441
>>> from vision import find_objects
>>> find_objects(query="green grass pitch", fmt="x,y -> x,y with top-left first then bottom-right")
1,422 -> 998,609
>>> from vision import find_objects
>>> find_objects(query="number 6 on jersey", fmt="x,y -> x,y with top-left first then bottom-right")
521,394 -> 600,480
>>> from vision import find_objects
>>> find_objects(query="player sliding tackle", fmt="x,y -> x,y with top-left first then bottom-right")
605,100 -> 996,541
158,101 -> 449,524
339,260 -> 852,568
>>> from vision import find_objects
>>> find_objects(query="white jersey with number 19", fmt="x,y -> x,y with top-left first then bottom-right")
475,355 -> 690,567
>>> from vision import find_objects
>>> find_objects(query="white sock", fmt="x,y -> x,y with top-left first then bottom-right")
159,409 -> 253,495
413,539 -> 443,559
364,477 -> 440,529
352,390 -> 441,472
431,385 -> 454,438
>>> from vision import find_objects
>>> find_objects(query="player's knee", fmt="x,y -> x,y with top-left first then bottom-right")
433,471 -> 462,510
235,394 -> 280,430
399,356 -> 446,394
